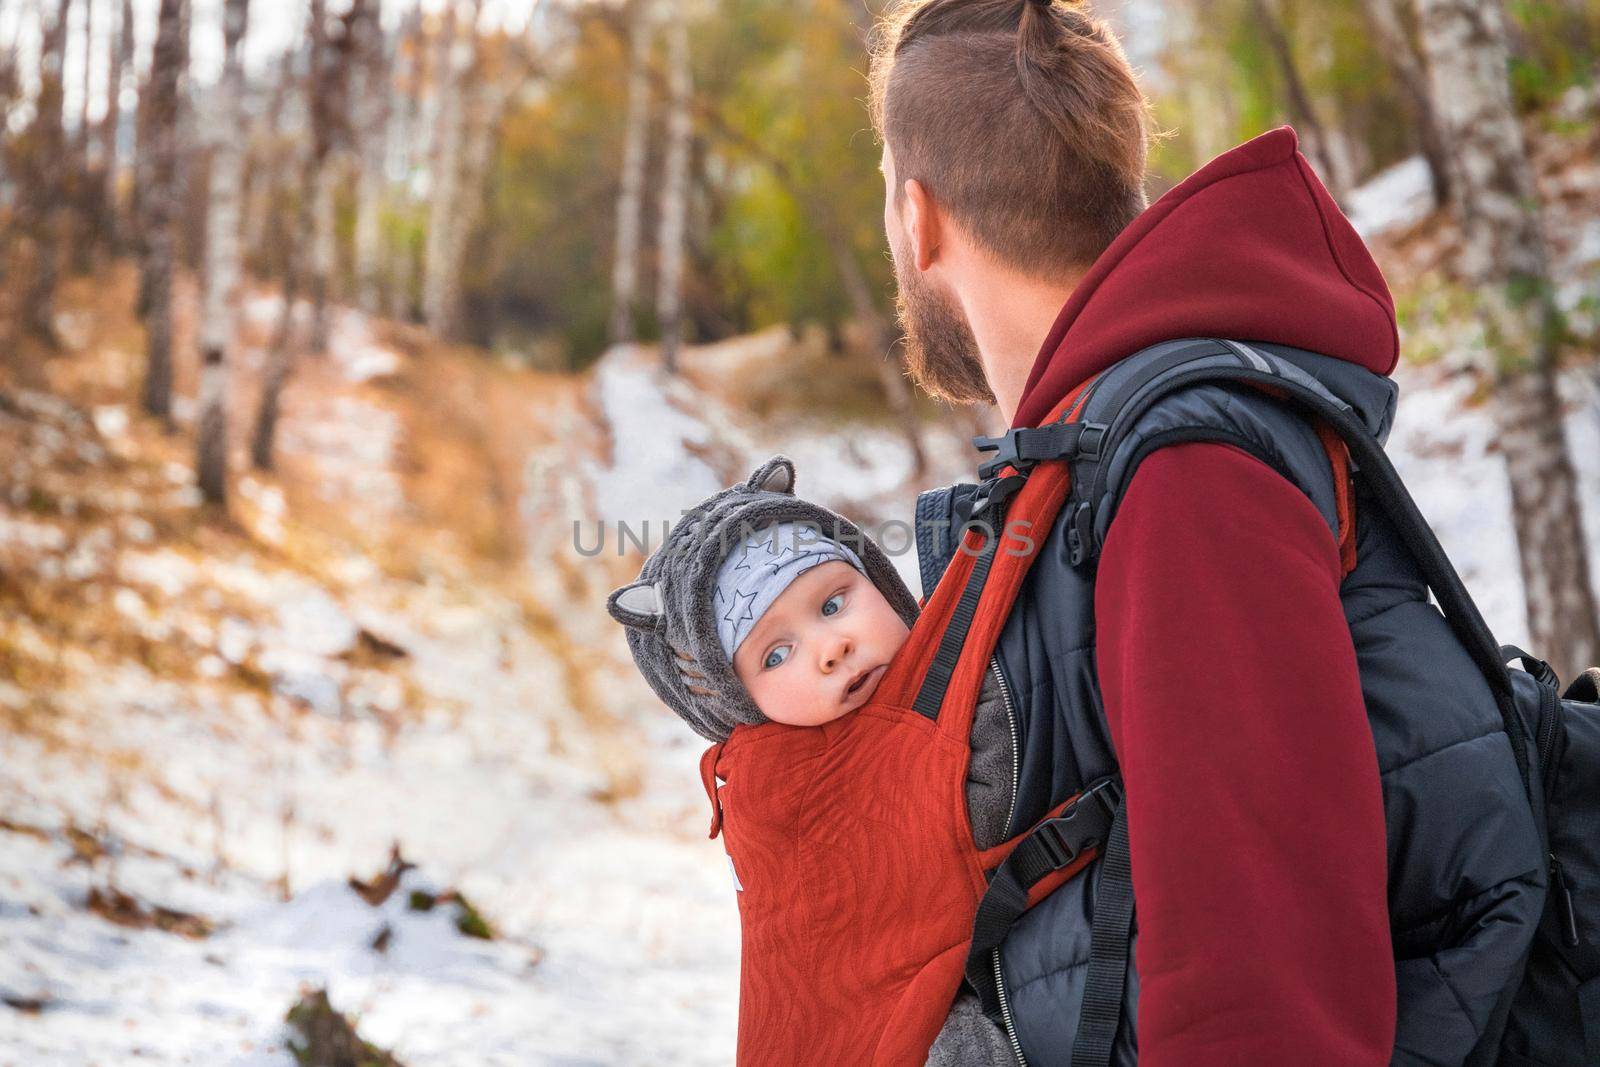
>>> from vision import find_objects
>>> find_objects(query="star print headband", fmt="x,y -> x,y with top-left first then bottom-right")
712,520 -> 867,662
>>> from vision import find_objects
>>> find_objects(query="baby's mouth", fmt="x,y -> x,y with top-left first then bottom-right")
844,665 -> 880,701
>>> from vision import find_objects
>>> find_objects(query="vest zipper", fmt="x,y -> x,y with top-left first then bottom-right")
1550,853 -> 1580,948
987,655 -> 1026,1065
992,947 -> 1028,1066
1534,679 -> 1560,785
989,655 -> 1021,840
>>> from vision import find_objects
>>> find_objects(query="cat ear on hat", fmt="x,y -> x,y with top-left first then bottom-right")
606,579 -> 665,631
744,455 -> 795,495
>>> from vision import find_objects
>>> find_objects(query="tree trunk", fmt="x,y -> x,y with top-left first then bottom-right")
252,148 -> 312,472
196,0 -> 250,506
99,0 -> 133,254
21,0 -> 73,345
252,0 -> 329,469
436,68 -> 506,343
1248,0 -> 1351,204
243,43 -> 297,276
139,0 -> 184,419
385,10 -> 424,321
1416,0 -> 1600,679
811,196 -> 927,480
608,0 -> 654,347
1360,0 -> 1453,208
308,160 -> 337,353
69,0 -> 94,272
350,0 -> 388,314
78,0 -> 93,159
655,8 -> 690,373
419,1 -> 480,337
306,0 -> 347,354
421,0 -> 477,339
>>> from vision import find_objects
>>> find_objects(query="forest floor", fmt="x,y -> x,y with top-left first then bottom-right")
2,106 -> 1600,1067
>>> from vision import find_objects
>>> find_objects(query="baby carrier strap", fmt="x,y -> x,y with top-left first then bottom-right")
962,775 -> 1126,1056
881,373 -> 1103,743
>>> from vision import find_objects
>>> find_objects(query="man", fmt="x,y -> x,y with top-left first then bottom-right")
869,1 -> 1399,1063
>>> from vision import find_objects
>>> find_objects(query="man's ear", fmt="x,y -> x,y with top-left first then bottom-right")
903,177 -> 942,272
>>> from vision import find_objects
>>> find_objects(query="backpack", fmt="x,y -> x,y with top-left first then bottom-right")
944,337 -> 1600,1065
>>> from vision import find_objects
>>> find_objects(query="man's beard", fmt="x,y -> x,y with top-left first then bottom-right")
889,233 -> 994,407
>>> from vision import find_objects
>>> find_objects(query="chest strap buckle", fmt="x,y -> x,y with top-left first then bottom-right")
1027,775 -> 1123,873
974,421 -> 1108,480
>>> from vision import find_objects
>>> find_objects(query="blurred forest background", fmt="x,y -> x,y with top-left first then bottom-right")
0,0 -> 1597,1063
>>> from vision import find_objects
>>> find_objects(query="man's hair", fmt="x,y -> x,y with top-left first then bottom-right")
869,0 -> 1152,276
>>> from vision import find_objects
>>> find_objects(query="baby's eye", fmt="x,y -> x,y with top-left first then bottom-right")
821,593 -> 844,617
763,644 -> 791,670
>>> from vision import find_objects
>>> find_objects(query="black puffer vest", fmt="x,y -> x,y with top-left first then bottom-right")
914,339 -> 1547,1066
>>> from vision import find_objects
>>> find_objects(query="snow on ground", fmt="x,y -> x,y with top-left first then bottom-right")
0,311 -> 741,1065
1348,155 -> 1435,239
0,533 -> 742,1065
585,343 -> 725,526
1388,360 -> 1600,646
577,335 -> 981,596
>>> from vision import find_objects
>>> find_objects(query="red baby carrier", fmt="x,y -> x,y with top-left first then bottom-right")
698,375 -> 1121,1065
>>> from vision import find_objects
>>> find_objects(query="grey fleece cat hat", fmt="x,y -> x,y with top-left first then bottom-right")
605,455 -> 921,742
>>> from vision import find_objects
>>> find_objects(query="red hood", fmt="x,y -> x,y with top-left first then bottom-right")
1013,126 -> 1398,428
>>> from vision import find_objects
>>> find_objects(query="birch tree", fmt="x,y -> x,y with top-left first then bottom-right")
253,0 -> 329,469
306,0 -> 351,354
421,0 -> 475,338
1359,0 -> 1452,208
349,0 -> 388,313
20,0 -> 73,344
243,39 -> 300,274
654,6 -> 690,373
69,0 -> 94,271
384,10 -> 424,319
139,0 -> 185,418
436,51 -> 511,338
100,0 -> 134,252
608,0 -> 653,347
1416,0 -> 1600,679
196,0 -> 250,505
1247,0 -> 1351,204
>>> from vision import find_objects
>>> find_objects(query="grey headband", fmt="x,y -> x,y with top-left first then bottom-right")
713,521 -> 867,662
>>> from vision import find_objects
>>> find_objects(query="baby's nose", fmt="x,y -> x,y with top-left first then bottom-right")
821,635 -> 854,671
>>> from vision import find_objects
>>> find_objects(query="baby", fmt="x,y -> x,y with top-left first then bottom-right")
606,455 -> 1016,1064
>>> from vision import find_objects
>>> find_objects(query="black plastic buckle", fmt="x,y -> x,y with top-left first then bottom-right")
1031,776 -> 1123,871
973,427 -> 1030,480
1082,774 -> 1123,816
959,474 -> 1026,531
973,421 -> 1108,480
1073,422 -> 1108,461
1032,817 -> 1084,871
1066,501 -> 1095,566
1502,644 -> 1560,689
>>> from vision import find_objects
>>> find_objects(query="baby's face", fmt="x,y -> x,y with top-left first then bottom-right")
732,561 -> 911,727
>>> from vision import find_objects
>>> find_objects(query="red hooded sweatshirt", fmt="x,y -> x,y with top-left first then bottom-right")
1016,127 -> 1398,1064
